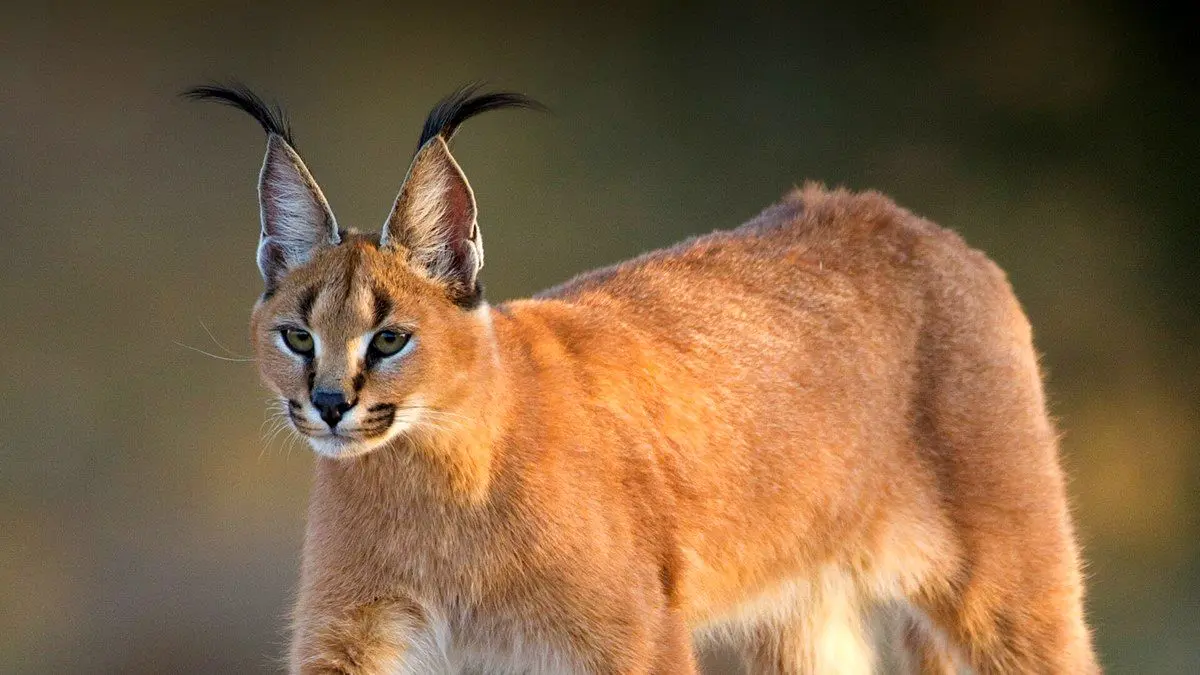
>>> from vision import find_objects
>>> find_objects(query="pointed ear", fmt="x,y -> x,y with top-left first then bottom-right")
380,137 -> 482,306
257,134 -> 339,287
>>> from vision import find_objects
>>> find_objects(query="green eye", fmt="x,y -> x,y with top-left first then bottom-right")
370,330 -> 410,357
282,328 -> 314,355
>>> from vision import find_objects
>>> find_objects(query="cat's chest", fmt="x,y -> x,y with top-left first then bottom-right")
321,490 -> 544,593
378,520 -> 590,673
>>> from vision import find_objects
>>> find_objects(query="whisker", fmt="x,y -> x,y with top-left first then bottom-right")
426,408 -> 472,422
397,405 -> 473,424
274,427 -> 296,453
198,319 -> 252,358
260,415 -> 285,440
257,398 -> 302,460
283,427 -> 302,459
174,341 -> 256,362
264,419 -> 291,448
259,423 -> 280,460
412,418 -> 456,436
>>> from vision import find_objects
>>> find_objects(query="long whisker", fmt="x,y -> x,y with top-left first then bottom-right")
260,419 -> 284,443
175,341 -> 256,362
198,319 -> 252,358
283,427 -> 302,459
397,406 -> 473,424
264,419 -> 291,449
411,417 -> 456,436
268,426 -> 293,453
260,411 -> 284,436
259,423 -> 280,460
262,399 -> 287,419
263,404 -> 296,449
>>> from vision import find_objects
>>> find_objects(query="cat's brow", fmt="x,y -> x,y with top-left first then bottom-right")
372,285 -> 392,327
298,286 -> 318,324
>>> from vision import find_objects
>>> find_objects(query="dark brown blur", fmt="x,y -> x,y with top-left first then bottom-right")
1,2 -> 1195,673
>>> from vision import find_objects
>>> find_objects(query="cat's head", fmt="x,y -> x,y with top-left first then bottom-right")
187,84 -> 542,458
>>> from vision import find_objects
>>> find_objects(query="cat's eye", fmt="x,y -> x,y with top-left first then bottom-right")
369,330 -> 410,358
282,328 -> 314,355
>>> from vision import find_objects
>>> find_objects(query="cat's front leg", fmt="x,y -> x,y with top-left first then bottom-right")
289,596 -> 440,675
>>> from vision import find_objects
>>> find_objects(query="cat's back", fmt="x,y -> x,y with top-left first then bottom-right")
531,184 -> 991,346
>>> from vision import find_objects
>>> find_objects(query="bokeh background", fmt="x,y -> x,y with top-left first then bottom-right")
2,1 -> 1196,672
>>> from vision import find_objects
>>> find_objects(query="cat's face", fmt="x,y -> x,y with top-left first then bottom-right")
186,85 -> 539,458
251,235 -> 486,459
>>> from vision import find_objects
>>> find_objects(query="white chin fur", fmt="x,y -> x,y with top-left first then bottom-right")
306,435 -> 370,459
302,419 -> 411,459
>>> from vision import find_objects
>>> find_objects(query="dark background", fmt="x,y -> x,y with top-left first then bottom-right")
2,1 -> 1196,672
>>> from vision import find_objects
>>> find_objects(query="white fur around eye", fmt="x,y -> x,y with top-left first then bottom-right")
351,334 -> 370,362
276,330 -> 322,360
395,334 -> 417,358
360,332 -> 416,365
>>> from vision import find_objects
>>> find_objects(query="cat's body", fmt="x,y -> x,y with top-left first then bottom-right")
189,85 -> 1098,673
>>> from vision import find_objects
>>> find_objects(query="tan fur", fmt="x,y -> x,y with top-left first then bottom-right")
251,184 -> 1098,674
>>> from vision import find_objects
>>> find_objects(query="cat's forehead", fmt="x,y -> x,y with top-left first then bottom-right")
263,236 -> 431,328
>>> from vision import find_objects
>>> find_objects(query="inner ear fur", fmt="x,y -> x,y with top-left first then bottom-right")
257,134 -> 340,288
381,137 -> 483,307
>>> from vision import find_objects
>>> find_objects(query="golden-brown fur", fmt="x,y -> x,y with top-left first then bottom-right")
248,182 -> 1097,673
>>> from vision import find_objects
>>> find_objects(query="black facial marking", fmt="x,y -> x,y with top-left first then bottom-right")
336,248 -> 357,302
360,407 -> 395,438
299,287 -> 317,325
351,372 -> 366,392
367,403 -> 395,413
372,286 -> 392,327
364,350 -> 378,371
452,281 -> 484,310
306,370 -> 315,393
260,242 -> 288,293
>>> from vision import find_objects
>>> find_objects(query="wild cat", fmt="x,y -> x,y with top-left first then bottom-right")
187,84 -> 1098,674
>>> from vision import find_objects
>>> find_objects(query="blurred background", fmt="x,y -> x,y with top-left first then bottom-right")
1,1 -> 1196,672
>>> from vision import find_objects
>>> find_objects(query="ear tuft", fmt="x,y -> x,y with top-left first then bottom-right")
183,83 -> 297,147
378,86 -> 543,307
416,84 -> 546,150
186,83 -> 337,288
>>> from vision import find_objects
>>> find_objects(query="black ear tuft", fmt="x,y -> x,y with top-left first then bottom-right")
417,84 -> 547,151
182,82 -> 297,147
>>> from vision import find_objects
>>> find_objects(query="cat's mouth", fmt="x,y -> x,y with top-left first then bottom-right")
286,400 -> 397,458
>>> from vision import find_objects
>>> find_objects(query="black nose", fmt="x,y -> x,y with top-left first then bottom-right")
311,389 -> 354,428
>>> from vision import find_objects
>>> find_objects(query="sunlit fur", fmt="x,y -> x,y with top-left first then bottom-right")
247,181 -> 1099,673
196,73 -> 1097,675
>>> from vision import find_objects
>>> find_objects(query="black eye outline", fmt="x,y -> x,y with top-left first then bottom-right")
280,327 -> 315,357
368,329 -> 411,360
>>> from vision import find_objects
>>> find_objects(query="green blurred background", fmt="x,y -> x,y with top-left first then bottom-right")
1,1 -> 1196,672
